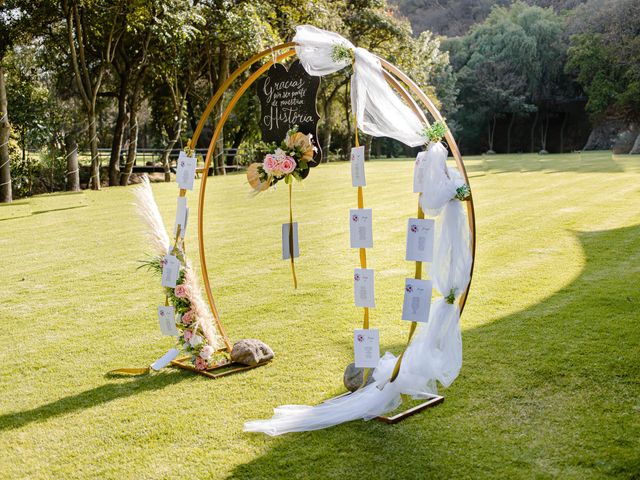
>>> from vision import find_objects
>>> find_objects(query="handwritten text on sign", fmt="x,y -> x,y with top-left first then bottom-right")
257,60 -> 322,163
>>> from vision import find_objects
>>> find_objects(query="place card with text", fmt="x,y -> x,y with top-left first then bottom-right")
351,146 -> 366,187
402,278 -> 433,323
161,254 -> 180,288
354,268 -> 375,308
174,196 -> 189,238
354,328 -> 380,368
176,152 -> 197,190
157,306 -> 179,336
349,208 -> 373,248
405,218 -> 435,262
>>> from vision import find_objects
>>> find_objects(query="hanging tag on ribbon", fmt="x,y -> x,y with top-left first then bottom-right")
176,152 -> 197,190
282,222 -> 299,260
161,254 -> 180,288
354,328 -> 380,368
174,197 -> 188,239
157,306 -> 179,336
402,278 -> 433,322
405,218 -> 435,262
351,146 -> 366,187
354,268 -> 375,308
349,208 -> 373,248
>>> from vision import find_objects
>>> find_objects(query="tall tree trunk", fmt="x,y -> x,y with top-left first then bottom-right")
65,133 -> 80,191
109,72 -> 129,186
559,111 -> 568,153
120,100 -> 139,186
540,112 -> 550,152
213,44 -> 230,176
88,110 -> 101,189
321,101 -> 332,162
213,101 -> 225,176
364,134 -> 372,161
507,112 -> 515,154
0,64 -> 11,203
530,110 -> 539,153
120,72 -> 145,186
162,122 -> 181,183
487,114 -> 496,152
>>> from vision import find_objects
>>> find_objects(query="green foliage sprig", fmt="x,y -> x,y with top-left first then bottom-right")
423,120 -> 448,144
331,43 -> 354,64
455,184 -> 471,201
445,288 -> 457,304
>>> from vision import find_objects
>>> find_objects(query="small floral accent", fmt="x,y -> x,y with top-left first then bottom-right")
411,224 -> 418,233
352,214 -> 359,222
406,284 -> 413,293
455,184 -> 471,201
354,273 -> 360,281
445,288 -> 457,304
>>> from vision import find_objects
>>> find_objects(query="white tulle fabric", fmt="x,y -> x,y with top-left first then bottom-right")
293,25 -> 425,147
244,146 -> 472,435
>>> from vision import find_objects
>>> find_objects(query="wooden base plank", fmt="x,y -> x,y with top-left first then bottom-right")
323,391 -> 444,424
170,356 -> 270,379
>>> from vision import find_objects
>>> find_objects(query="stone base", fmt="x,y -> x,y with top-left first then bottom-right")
230,339 -> 274,366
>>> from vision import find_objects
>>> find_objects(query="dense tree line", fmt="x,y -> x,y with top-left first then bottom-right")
0,0 -> 638,202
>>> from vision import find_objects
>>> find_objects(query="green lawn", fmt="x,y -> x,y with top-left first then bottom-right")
1,152 -> 639,479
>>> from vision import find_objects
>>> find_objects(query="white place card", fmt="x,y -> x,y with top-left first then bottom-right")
354,268 -> 375,308
351,146 -> 366,187
406,218 -> 435,262
282,222 -> 299,260
174,196 -> 189,238
349,208 -> 373,248
176,152 -> 197,190
402,278 -> 433,323
413,154 -> 426,193
150,348 -> 180,371
354,329 -> 380,368
161,254 -> 180,288
157,306 -> 178,336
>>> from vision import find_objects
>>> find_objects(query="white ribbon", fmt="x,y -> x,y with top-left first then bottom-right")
293,25 -> 425,147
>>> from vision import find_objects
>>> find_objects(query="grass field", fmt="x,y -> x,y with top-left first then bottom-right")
1,152 -> 639,479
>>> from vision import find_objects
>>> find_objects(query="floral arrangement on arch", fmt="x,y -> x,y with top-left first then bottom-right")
247,126 -> 317,193
141,253 -> 229,371
133,176 -> 227,372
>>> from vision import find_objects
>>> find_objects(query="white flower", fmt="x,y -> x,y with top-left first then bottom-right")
189,334 -> 203,347
200,345 -> 214,360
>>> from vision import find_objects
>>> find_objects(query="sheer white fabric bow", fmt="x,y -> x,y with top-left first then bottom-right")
293,25 -> 425,147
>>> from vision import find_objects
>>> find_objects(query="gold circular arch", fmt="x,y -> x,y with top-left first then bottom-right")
186,43 -> 477,362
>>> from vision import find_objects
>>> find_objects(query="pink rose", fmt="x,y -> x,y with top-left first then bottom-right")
194,356 -> 208,370
181,310 -> 194,325
174,284 -> 188,298
279,156 -> 296,174
183,330 -> 193,341
263,154 -> 278,174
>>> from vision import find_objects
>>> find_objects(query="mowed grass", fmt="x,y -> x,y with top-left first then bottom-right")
0,151 -> 639,479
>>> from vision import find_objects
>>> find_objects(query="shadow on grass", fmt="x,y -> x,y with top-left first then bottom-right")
0,370 -> 189,432
227,223 -> 640,479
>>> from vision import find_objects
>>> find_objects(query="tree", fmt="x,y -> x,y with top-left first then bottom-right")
566,0 -> 640,122
447,2 -> 565,153
62,0 -> 126,189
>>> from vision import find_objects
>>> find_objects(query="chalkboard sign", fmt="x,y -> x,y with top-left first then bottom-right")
257,60 -> 322,165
